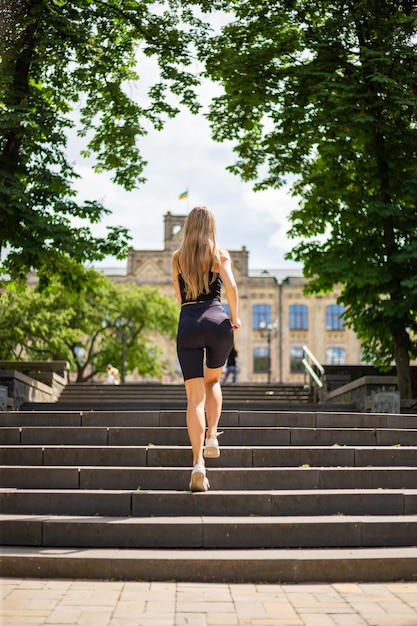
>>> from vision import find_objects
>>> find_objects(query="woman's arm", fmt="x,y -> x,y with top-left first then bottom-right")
219,250 -> 241,329
172,253 -> 182,305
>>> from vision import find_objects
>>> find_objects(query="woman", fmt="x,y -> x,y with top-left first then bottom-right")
105,364 -> 120,385
222,344 -> 238,385
172,206 -> 241,492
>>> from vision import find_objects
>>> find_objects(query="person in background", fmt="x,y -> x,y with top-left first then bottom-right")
172,206 -> 241,492
105,364 -> 120,385
222,344 -> 238,384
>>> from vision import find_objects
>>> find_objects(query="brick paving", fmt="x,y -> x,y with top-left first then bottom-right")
1,579 -> 416,626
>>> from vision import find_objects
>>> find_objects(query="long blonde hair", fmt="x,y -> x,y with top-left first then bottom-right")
174,206 -> 222,301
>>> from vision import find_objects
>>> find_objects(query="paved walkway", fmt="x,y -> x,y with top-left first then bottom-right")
1,578 -> 417,626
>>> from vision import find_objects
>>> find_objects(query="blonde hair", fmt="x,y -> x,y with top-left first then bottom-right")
174,206 -> 222,301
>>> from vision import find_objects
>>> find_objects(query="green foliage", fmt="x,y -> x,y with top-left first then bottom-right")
0,0 -> 205,286
0,271 -> 180,381
190,0 -> 417,396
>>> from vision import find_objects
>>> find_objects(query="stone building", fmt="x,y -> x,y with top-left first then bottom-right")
110,212 -> 363,383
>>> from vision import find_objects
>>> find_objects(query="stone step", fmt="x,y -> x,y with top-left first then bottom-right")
2,546 -> 416,582
57,383 -> 311,400
22,382 -> 314,411
1,445 -> 416,467
2,514 -> 417,549
22,401 -> 317,412
2,426 -> 416,446
2,407 -> 416,582
2,409 -> 416,428
55,392 -> 311,403
1,465 -> 416,490
1,488 -> 416,517
30,404 -> 366,417
59,382 -> 307,391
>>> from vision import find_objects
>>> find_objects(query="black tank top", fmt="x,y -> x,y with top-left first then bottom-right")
178,272 -> 222,304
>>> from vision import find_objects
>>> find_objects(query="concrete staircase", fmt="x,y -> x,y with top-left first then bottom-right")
1,407 -> 417,582
20,382 -> 315,411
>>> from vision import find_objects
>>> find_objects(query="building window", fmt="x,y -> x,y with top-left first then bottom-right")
253,346 -> 269,373
289,304 -> 308,330
326,304 -> 345,330
326,347 -> 346,365
253,304 -> 272,330
290,347 -> 304,373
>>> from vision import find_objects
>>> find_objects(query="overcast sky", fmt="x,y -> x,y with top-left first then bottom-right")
68,50 -> 304,274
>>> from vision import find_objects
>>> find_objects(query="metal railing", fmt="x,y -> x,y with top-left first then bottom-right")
302,345 -> 325,402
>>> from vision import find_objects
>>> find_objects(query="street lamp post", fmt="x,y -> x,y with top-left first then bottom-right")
266,327 -> 272,384
121,326 -> 126,384
259,320 -> 278,384
115,317 -> 127,384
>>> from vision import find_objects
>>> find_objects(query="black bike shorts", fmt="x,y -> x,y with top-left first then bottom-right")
177,300 -> 234,381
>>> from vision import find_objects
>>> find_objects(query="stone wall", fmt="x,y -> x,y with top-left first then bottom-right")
0,361 -> 69,410
325,376 -> 400,412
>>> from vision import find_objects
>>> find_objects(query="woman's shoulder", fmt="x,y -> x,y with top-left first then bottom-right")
211,249 -> 231,274
219,248 -> 231,262
172,250 -> 180,269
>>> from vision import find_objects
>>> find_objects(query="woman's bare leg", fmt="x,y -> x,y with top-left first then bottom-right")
184,377 -> 206,466
204,365 -> 224,439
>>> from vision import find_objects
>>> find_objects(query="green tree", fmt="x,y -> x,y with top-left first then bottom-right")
192,0 -> 417,398
0,271 -> 179,381
0,0 -> 203,287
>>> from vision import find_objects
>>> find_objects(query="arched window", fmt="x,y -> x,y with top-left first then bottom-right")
326,347 -> 346,365
289,304 -> 308,330
253,304 -> 272,330
253,346 -> 269,373
290,347 -> 304,373
326,304 -> 345,330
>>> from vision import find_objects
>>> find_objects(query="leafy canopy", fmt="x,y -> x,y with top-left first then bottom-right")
0,0 -> 206,287
189,0 -> 417,396
0,270 -> 180,381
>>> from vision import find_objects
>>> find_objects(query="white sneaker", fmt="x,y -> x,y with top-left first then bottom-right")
189,463 -> 210,492
204,436 -> 220,458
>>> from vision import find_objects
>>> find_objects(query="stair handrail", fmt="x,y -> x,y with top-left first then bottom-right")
302,345 -> 325,402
